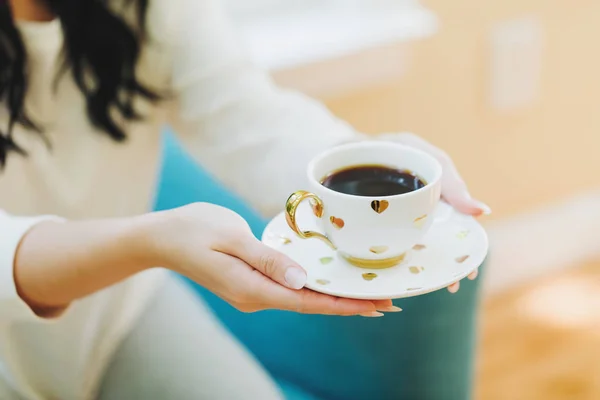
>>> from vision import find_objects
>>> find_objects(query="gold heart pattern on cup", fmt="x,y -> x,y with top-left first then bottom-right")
309,199 -> 324,218
370,200 -> 389,214
329,216 -> 345,229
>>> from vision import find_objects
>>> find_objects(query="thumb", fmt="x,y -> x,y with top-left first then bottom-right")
235,237 -> 307,290
442,175 -> 491,217
443,187 -> 491,217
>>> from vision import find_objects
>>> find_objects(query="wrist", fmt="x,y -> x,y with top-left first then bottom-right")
129,211 -> 174,270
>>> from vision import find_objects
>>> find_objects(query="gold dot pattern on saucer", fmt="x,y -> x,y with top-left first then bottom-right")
362,273 -> 378,281
455,255 -> 470,263
370,200 -> 389,214
457,230 -> 470,239
319,257 -> 334,265
412,244 -> 426,251
409,266 -> 424,274
329,216 -> 345,229
316,279 -> 330,285
369,245 -> 389,254
279,236 -> 292,245
413,214 -> 428,228
406,287 -> 423,291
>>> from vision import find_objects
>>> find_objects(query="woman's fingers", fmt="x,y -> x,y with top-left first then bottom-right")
390,133 -> 491,216
468,268 -> 479,280
447,281 -> 460,294
441,171 -> 491,217
447,268 -> 479,293
229,236 -> 308,290
268,290 -> 398,316
261,282 -> 382,315
223,259 -> 391,315
220,238 -> 399,315
373,299 -> 400,312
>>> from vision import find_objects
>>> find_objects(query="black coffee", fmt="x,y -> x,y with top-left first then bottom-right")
321,165 -> 426,196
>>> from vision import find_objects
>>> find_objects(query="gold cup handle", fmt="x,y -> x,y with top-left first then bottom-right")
285,191 -> 336,250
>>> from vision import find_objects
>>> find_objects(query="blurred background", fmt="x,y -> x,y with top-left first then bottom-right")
225,1 -> 600,399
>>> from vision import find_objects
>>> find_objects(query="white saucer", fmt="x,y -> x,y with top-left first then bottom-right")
262,202 -> 488,300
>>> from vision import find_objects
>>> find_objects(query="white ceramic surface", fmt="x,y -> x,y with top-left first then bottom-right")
263,202 -> 488,300
291,141 -> 442,263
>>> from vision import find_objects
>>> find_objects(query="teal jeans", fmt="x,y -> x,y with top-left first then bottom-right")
155,133 -> 483,400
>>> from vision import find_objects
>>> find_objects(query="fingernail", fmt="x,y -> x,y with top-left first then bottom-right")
448,284 -> 460,294
359,311 -> 384,317
284,267 -> 307,290
473,200 -> 492,215
378,306 -> 403,313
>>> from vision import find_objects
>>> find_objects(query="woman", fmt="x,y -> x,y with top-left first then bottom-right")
0,0 -> 489,398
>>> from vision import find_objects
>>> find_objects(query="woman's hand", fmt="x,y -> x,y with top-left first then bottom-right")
146,203 -> 398,316
385,133 -> 490,216
379,133 -> 490,292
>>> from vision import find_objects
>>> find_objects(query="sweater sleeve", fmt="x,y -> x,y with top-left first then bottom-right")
0,210 -> 63,324
161,0 -> 367,217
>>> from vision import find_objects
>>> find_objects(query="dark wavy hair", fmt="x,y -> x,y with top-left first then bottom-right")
0,0 -> 159,166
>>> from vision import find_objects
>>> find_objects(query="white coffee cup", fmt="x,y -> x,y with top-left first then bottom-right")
285,141 -> 442,269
